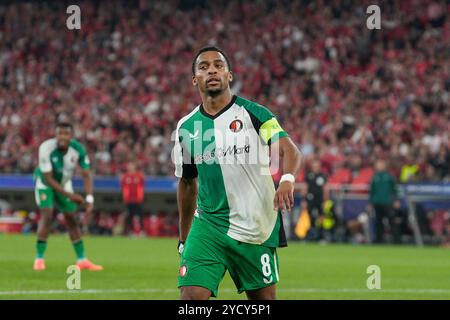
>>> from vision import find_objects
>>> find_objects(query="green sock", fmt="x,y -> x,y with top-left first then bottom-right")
36,240 -> 47,259
72,240 -> 86,260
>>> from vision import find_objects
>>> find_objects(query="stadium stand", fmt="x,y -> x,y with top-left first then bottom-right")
0,0 -> 448,181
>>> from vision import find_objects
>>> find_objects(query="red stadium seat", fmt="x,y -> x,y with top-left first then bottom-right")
328,169 -> 352,185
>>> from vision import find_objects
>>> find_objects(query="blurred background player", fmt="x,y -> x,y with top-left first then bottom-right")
33,122 -> 103,271
369,159 -> 400,244
120,160 -> 145,236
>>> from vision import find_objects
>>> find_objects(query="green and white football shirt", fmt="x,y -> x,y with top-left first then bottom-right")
34,138 -> 91,192
174,95 -> 289,248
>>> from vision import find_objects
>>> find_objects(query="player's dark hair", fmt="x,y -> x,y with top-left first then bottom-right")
192,46 -> 232,75
56,122 -> 73,131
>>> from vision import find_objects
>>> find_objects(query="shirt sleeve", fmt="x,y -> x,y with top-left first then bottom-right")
260,117 -> 288,145
38,143 -> 53,173
78,145 -> 91,170
245,103 -> 289,145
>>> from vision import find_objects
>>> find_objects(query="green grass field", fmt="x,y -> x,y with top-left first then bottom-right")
1,233 -> 449,300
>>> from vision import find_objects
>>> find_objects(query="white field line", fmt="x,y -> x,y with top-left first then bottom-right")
1,288 -> 450,296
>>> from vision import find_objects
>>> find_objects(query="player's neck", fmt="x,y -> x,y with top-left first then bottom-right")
201,90 -> 233,116
58,147 -> 68,154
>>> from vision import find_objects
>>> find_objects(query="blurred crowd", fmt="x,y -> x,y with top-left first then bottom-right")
17,209 -> 179,237
0,0 -> 449,183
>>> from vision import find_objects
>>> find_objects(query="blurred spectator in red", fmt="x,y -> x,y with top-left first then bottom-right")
89,211 -> 114,236
120,161 -> 145,235
147,214 -> 165,237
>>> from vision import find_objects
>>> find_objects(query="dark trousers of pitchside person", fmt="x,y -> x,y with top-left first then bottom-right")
373,204 -> 394,244
125,203 -> 144,235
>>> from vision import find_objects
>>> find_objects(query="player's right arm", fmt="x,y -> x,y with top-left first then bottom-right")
174,125 -> 198,252
39,143 -> 84,204
42,173 -> 84,204
177,177 -> 198,242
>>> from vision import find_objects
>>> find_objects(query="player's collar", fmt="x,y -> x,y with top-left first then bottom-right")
199,95 -> 237,120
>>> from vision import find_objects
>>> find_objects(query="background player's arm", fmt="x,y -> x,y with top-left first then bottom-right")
177,177 -> 198,241
77,144 -> 93,211
42,172 -> 84,204
272,137 -> 302,211
81,169 -> 93,196
81,168 -> 94,214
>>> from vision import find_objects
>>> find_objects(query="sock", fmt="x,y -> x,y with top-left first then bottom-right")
72,240 -> 86,261
36,240 -> 47,259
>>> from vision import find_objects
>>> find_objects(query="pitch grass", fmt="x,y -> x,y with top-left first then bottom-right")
1,234 -> 449,300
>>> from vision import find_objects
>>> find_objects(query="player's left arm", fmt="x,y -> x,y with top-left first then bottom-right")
81,169 -> 94,214
272,136 -> 302,212
78,144 -> 94,215
252,105 -> 302,212
80,168 -> 94,228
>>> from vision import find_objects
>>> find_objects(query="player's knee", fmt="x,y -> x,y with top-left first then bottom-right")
247,286 -> 276,300
39,212 -> 52,227
64,215 -> 78,229
39,218 -> 52,229
263,286 -> 276,300
266,291 -> 276,300
180,286 -> 211,300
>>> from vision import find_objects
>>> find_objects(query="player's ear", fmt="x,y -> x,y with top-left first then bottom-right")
192,75 -> 197,87
228,71 -> 233,83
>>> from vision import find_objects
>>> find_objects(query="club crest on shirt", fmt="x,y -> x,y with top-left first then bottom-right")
179,265 -> 188,277
40,193 -> 47,201
229,119 -> 243,133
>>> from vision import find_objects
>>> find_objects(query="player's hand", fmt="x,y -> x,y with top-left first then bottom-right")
69,193 -> 85,205
274,181 -> 294,212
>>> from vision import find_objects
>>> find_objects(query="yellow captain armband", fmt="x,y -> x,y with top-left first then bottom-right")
259,117 -> 287,144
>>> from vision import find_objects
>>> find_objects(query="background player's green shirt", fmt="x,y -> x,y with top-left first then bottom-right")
174,95 -> 289,248
34,138 -> 90,189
